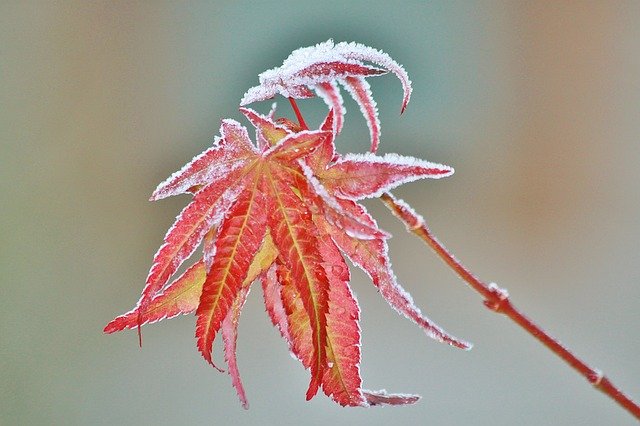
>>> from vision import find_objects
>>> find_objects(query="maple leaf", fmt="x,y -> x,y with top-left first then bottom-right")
106,42 -> 469,409
102,37 -> 640,421
240,39 -> 411,153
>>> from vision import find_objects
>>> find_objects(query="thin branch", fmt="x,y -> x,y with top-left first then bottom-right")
379,191 -> 640,421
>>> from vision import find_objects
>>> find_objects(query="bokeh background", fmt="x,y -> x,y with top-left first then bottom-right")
2,1 -> 639,425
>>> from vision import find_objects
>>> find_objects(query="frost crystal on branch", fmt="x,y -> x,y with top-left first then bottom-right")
106,41 -> 468,408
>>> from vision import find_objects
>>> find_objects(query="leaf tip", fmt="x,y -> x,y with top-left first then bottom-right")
103,320 -> 118,334
445,165 -> 455,177
363,389 -> 421,406
443,334 -> 473,351
306,377 -> 321,401
199,348 -> 226,373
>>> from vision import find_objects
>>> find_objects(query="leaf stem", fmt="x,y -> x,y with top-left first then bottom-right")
379,191 -> 640,420
288,97 -> 309,130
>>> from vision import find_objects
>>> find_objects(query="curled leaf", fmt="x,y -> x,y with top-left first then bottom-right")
241,39 -> 412,151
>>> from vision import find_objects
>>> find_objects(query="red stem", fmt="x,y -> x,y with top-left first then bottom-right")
288,97 -> 309,130
379,191 -> 640,420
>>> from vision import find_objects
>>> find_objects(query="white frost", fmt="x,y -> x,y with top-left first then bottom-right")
314,80 -> 345,136
339,76 -> 380,152
328,152 -> 454,200
240,39 -> 413,125
299,161 -> 385,240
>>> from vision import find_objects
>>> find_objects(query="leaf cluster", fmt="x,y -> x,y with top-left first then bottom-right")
106,40 -> 469,408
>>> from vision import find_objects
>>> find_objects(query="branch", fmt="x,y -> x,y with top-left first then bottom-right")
379,191 -> 640,420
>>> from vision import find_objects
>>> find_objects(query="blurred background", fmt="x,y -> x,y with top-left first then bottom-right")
1,1 -> 639,425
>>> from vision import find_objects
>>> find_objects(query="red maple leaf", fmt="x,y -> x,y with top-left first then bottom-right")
105,40 -> 470,408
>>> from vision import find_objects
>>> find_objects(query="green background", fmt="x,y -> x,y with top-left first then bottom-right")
2,1 -> 639,425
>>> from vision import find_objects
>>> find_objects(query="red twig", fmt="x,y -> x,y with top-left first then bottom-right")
379,191 -> 640,420
288,97 -> 308,130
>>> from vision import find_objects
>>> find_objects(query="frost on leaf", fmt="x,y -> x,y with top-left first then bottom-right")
340,76 -> 381,152
106,41 -> 466,409
315,82 -> 345,137
241,39 -> 412,152
319,152 -> 454,200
